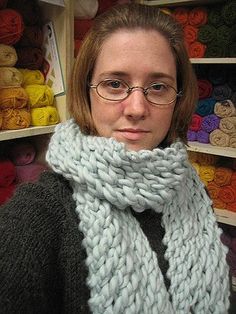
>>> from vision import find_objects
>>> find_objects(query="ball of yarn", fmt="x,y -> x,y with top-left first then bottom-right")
0,9 -> 24,45
16,25 -> 43,48
222,1 -> 236,26
0,158 -> 16,187
0,43 -> 17,66
31,106 -> 59,126
7,0 -> 43,26
16,162 -> 48,183
25,84 -> 54,108
16,47 -> 44,70
0,87 -> 28,109
1,108 -> 31,130
0,67 -> 23,88
8,141 -> 36,165
74,0 -> 98,19
19,68 -> 45,86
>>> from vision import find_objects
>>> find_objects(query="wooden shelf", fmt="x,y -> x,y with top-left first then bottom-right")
191,58 -> 236,64
0,126 -> 56,141
187,142 -> 236,158
214,208 -> 236,226
135,0 -> 223,6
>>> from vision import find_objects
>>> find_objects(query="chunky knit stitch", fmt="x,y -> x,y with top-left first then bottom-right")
47,119 -> 230,314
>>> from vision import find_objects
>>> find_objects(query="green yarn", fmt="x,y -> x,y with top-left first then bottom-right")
205,41 -> 228,58
208,6 -> 223,27
198,24 -> 216,44
47,119 -> 230,314
216,25 -> 231,45
222,0 -> 236,26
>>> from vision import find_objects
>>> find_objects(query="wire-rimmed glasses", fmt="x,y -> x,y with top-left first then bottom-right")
89,78 -> 182,106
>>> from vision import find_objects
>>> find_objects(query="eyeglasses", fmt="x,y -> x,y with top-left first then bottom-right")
89,79 -> 182,106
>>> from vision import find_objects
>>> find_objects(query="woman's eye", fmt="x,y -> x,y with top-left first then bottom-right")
151,83 -> 166,91
107,80 -> 122,88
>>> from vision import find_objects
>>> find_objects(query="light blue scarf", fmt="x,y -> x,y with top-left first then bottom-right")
47,119 -> 229,314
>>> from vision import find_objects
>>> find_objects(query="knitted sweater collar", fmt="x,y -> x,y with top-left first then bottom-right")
47,119 -> 229,314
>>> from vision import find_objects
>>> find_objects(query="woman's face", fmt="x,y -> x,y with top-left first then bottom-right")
90,29 -> 177,151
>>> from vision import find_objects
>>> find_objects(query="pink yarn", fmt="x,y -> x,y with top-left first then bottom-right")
8,141 -> 36,165
16,162 -> 48,183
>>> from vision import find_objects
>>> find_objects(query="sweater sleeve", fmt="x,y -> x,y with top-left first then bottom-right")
0,171 -> 88,314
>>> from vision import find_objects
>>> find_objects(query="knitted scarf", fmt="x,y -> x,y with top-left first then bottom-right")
46,119 -> 229,314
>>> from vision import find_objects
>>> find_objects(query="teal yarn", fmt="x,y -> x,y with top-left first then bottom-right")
47,119 -> 230,314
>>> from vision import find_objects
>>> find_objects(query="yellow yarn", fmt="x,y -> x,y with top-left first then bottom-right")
191,161 -> 200,174
199,165 -> 216,183
19,69 -> 45,86
25,84 -> 54,108
0,67 -> 23,88
0,44 -> 18,67
0,87 -> 29,109
31,106 -> 59,126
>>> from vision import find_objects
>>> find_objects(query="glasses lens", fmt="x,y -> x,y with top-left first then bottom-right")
146,83 -> 177,105
97,79 -> 128,101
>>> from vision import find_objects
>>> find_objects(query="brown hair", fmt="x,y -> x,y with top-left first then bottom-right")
69,3 -> 198,144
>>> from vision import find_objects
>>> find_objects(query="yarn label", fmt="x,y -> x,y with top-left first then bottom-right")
39,0 -> 65,7
42,21 -> 65,96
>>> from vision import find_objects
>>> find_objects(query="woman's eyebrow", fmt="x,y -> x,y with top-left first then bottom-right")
97,71 -> 175,82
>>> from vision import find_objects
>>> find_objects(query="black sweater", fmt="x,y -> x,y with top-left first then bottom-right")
0,171 -> 169,314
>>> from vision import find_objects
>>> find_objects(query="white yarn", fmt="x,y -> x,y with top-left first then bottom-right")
47,119 -> 230,314
74,0 -> 98,19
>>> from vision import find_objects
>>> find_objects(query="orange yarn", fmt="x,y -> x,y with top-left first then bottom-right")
0,9 -> 24,45
226,202 -> 236,212
189,7 -> 208,27
207,181 -> 220,199
218,185 -> 236,204
173,7 -> 189,26
212,198 -> 226,209
214,167 -> 233,187
0,87 -> 28,109
1,108 -> 31,130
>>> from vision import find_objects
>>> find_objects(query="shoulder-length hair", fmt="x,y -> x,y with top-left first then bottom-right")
68,3 -> 198,144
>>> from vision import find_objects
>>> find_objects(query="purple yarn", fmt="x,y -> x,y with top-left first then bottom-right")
201,114 -> 221,133
187,130 -> 197,141
197,130 -> 210,143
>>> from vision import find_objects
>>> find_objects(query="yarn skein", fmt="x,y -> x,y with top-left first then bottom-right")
0,67 -> 23,88
0,44 -> 17,66
0,9 -> 24,45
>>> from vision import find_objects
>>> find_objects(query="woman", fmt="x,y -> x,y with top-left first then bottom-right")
0,3 -> 230,313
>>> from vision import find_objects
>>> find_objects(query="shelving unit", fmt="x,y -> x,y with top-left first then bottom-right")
0,0 -> 74,162
135,0 -> 236,227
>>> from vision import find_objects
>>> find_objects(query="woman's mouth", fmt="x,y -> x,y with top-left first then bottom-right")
117,128 -> 150,141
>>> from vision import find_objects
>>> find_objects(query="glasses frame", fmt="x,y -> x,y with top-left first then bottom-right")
89,78 -> 182,106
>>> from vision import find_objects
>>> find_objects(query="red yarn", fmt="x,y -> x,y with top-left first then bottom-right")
0,158 -> 16,187
97,0 -> 117,14
0,9 -> 24,45
74,19 -> 93,40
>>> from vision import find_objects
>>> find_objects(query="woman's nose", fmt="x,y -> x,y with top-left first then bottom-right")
123,89 -> 149,120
